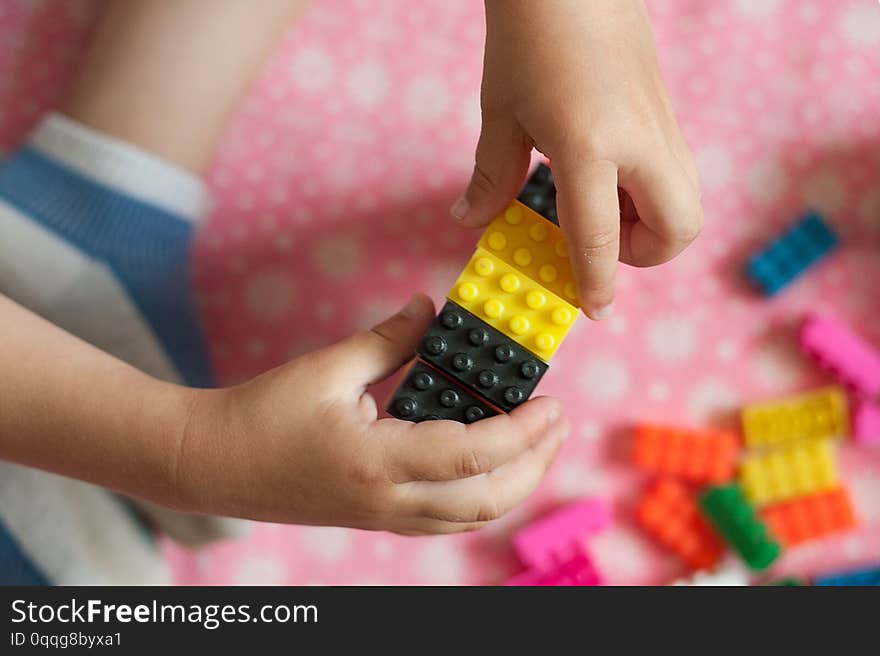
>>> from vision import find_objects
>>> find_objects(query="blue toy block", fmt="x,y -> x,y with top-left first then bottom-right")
746,211 -> 839,296
814,564 -> 880,586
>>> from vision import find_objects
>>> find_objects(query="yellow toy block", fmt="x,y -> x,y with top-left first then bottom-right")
739,438 -> 837,506
742,386 -> 850,447
478,201 -> 580,305
449,247 -> 578,361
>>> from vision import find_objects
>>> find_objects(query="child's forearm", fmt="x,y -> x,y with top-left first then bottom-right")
0,293 -> 194,507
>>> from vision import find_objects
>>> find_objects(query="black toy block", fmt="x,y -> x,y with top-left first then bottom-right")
386,358 -> 500,424
417,301 -> 549,412
517,162 -> 558,225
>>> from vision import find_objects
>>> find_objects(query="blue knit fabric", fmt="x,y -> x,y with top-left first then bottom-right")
0,147 -> 215,387
0,519 -> 48,585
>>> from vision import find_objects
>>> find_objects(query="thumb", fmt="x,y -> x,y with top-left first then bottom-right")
451,115 -> 532,228
331,294 -> 436,387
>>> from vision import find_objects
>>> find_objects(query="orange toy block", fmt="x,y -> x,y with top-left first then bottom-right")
761,486 -> 857,547
637,478 -> 725,570
633,424 -> 739,484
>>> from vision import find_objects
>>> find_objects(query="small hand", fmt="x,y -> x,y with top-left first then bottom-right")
174,295 -> 569,535
453,0 -> 703,319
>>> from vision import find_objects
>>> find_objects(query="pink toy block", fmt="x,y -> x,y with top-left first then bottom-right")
505,552 -> 602,586
513,498 -> 610,570
854,401 -> 880,445
800,315 -> 880,398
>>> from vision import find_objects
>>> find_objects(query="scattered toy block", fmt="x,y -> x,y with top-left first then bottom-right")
739,438 -> 838,506
513,498 -> 610,571
700,484 -> 782,571
741,386 -> 850,447
853,401 -> 880,446
505,552 -> 601,586
815,564 -> 880,586
632,424 -> 739,484
636,478 -> 725,570
746,211 -> 838,296
761,486 -> 857,547
800,314 -> 880,398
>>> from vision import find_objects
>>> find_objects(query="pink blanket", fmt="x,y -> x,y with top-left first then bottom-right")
1,0 -> 878,585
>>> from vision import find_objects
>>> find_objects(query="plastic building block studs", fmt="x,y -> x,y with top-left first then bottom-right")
741,386 -> 850,448
760,486 -> 857,547
449,247 -> 578,361
739,438 -> 838,506
800,314 -> 880,398
853,401 -> 880,446
418,302 -> 548,412
699,485 -> 781,571
632,424 -> 739,484
636,479 -> 725,570
746,211 -> 839,296
478,201 -> 578,304
517,163 -> 558,225
815,564 -> 880,586
505,552 -> 601,586
386,359 -> 499,424
513,498 -> 610,571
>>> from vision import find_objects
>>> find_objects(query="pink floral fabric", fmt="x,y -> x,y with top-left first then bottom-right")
1,0 -> 878,585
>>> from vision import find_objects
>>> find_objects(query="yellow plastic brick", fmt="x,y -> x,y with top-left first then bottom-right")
742,386 -> 850,447
478,201 -> 580,305
739,438 -> 837,506
449,247 -> 578,362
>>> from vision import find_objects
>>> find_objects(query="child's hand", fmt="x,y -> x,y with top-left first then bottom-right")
174,295 -> 569,535
453,0 -> 703,320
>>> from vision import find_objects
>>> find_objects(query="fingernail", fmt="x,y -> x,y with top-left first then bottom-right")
590,303 -> 615,321
450,196 -> 469,221
400,295 -> 424,319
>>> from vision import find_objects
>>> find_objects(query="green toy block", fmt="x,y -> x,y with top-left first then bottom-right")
699,484 -> 782,571
769,577 -> 806,586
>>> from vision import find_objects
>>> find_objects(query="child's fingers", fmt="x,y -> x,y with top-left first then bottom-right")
383,396 -> 562,482
618,156 -> 703,267
325,293 -> 435,388
393,519 -> 489,536
397,420 -> 567,524
553,157 -> 621,320
451,114 -> 532,228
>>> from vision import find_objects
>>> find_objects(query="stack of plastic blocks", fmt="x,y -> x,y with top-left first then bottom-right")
729,385 -> 859,555
631,424 -> 741,573
387,165 -> 579,423
517,162 -> 558,225
746,211 -> 839,296
505,498 -> 609,586
799,314 -> 880,445
632,384 -> 862,578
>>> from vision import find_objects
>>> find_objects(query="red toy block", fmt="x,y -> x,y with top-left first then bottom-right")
513,498 -> 609,570
632,424 -> 739,484
800,314 -> 880,398
761,486 -> 857,547
636,478 -> 725,570
853,401 -> 880,446
505,552 -> 601,586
